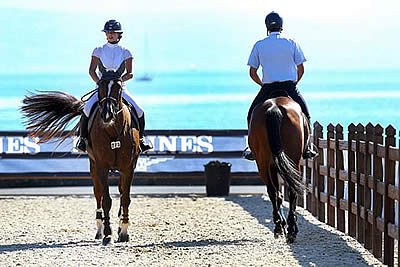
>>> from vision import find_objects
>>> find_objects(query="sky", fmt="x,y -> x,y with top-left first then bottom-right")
1,0 -> 400,73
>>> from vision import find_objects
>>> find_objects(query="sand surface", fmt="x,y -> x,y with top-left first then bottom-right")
0,195 -> 384,266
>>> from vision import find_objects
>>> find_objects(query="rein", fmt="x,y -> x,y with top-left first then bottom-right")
81,89 -> 97,102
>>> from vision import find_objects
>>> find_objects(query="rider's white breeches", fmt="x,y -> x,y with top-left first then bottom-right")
83,89 -> 144,118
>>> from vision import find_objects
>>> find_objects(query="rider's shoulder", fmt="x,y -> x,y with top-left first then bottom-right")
118,44 -> 131,53
279,34 -> 300,44
253,38 -> 268,48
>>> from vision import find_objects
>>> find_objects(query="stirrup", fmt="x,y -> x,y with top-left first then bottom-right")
139,137 -> 153,153
303,144 -> 318,159
76,138 -> 87,152
242,147 -> 255,161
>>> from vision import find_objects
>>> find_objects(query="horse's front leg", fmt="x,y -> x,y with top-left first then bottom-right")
90,159 -> 104,240
98,168 -> 112,245
117,166 -> 134,242
286,188 -> 299,243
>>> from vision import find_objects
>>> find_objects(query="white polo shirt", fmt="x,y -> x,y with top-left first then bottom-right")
247,32 -> 306,84
92,43 -> 133,88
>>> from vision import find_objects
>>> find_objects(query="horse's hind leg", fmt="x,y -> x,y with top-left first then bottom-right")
117,167 -> 134,242
286,188 -> 299,243
90,160 -> 104,240
267,166 -> 286,238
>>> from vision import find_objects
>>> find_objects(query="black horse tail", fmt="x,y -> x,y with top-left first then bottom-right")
21,91 -> 84,144
265,104 -> 304,195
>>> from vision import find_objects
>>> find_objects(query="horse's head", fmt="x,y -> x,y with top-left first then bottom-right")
97,79 -> 123,124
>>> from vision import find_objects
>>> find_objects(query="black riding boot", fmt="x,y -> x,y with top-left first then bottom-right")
303,117 -> 318,159
76,114 -> 89,152
138,115 -> 153,152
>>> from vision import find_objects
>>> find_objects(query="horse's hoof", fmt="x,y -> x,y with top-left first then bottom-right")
117,234 -> 129,243
286,233 -> 296,244
102,236 -> 113,246
95,232 -> 103,240
274,227 -> 284,238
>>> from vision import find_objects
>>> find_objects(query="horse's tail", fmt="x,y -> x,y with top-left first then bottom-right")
265,104 -> 304,194
21,91 -> 84,144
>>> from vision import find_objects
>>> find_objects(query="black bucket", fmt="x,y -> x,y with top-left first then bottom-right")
204,161 -> 232,196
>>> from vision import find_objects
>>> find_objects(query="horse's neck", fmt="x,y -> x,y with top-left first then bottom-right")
95,104 -> 129,135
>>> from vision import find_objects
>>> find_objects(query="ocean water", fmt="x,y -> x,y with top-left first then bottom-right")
1,69 -> 400,132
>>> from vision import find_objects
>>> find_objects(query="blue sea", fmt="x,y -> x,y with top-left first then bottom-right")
1,69 -> 400,132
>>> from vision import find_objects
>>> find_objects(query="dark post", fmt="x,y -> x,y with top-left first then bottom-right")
348,123 -> 357,238
372,124 -> 383,258
298,160 -> 305,208
356,123 -> 365,243
383,126 -> 395,266
305,157 -> 312,212
327,124 -> 335,227
335,124 -> 345,232
204,161 -> 232,197
398,128 -> 400,264
313,122 -> 325,222
363,123 -> 374,250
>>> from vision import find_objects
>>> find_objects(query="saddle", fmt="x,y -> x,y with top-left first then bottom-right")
87,99 -> 140,135
267,89 -> 290,99
262,81 -> 294,100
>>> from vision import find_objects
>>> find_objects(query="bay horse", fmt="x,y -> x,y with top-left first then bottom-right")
248,96 -> 308,243
21,78 -> 140,245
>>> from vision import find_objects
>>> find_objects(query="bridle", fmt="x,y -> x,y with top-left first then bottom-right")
98,79 -> 123,121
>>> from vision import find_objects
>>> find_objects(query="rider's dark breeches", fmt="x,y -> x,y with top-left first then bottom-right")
247,81 -> 310,127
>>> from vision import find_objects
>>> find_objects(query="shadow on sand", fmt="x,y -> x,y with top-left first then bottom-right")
225,195 -> 379,266
0,240 -> 97,254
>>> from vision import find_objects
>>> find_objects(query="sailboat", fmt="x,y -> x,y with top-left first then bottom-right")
135,73 -> 153,82
135,33 -> 153,82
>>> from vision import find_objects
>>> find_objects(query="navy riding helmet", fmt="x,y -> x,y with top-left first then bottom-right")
265,12 -> 283,31
102,20 -> 123,33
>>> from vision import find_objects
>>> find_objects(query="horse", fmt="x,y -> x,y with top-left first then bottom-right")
21,78 -> 140,245
248,95 -> 308,243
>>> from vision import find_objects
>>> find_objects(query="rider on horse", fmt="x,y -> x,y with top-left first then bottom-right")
243,11 -> 318,161
76,19 -> 152,153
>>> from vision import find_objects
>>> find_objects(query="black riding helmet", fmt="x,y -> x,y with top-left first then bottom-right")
265,12 -> 283,32
102,20 -> 123,33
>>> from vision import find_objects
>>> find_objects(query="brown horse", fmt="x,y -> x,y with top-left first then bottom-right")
248,96 -> 307,243
21,79 -> 140,245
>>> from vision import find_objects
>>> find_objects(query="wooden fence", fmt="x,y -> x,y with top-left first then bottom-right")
297,122 -> 399,266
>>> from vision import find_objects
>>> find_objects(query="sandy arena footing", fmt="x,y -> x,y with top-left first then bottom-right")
0,195 -> 385,266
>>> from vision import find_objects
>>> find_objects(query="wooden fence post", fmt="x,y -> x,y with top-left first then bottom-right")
313,122 -> 325,221
364,123 -> 374,250
327,124 -> 335,227
348,123 -> 357,238
372,124 -> 383,258
305,156 -> 312,212
298,159 -> 305,208
384,125 -> 395,266
356,123 -> 365,243
335,124 -> 345,232
398,128 -> 400,263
